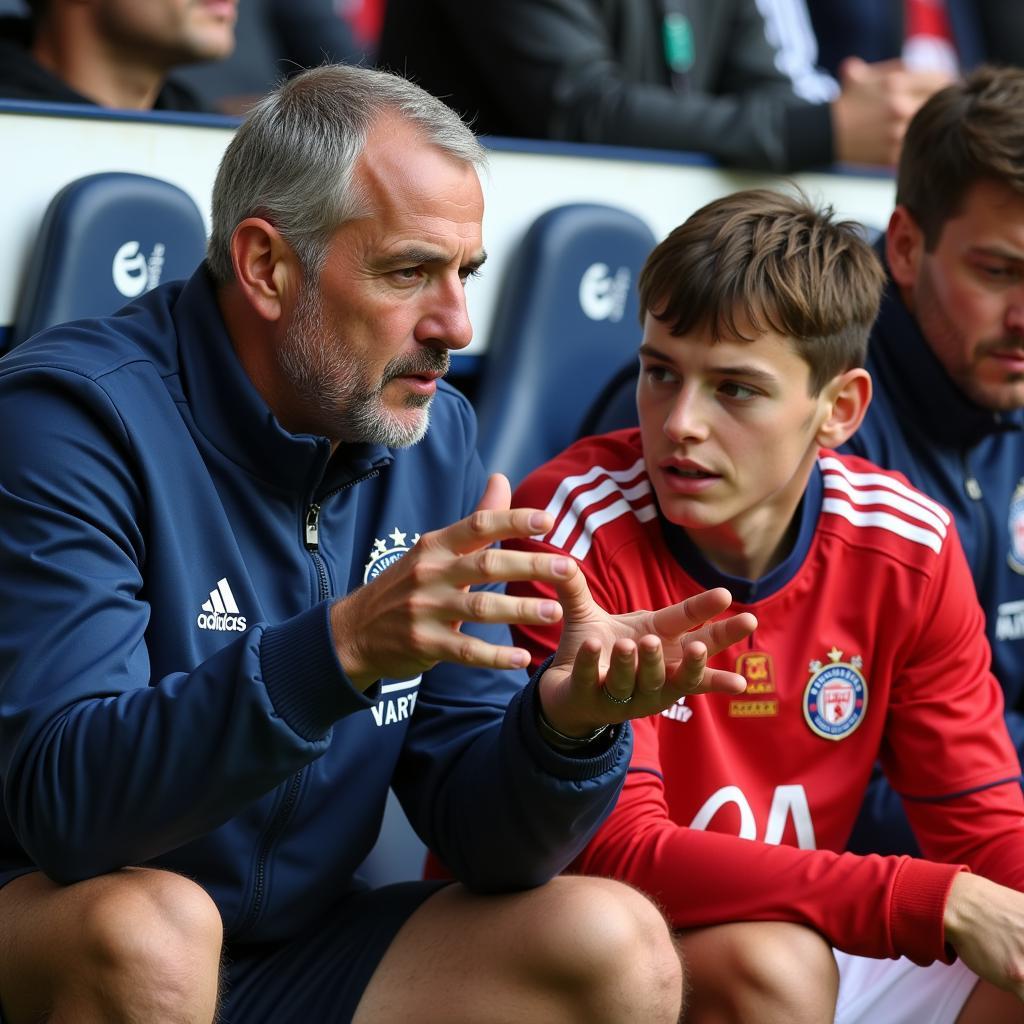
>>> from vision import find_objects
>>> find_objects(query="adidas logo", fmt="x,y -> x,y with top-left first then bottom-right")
196,577 -> 248,632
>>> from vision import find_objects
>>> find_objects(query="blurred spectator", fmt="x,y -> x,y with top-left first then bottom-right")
0,0 -> 237,111
336,0 -> 383,58
806,0 -> 1024,80
377,0 -> 949,172
175,0 -> 383,115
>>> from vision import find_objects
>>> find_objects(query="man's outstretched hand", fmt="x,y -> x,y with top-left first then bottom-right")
329,474 -> 575,690
538,566 -> 756,737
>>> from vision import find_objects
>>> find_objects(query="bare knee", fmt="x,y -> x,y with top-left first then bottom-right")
530,876 -> 683,1024
0,868 -> 224,1024
77,869 -> 223,1009
678,921 -> 837,1024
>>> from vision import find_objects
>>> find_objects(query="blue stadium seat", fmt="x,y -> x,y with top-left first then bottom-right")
578,359 -> 641,438
10,171 -> 207,349
474,203 -> 656,486
357,789 -> 428,888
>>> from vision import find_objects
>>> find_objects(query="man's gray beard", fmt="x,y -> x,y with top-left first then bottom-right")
277,285 -> 448,447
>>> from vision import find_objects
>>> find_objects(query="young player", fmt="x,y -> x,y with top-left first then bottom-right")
507,189 -> 1024,1023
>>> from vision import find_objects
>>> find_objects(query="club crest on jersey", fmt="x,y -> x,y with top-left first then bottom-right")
1007,479 -> 1024,575
363,527 -> 421,584
803,647 -> 867,740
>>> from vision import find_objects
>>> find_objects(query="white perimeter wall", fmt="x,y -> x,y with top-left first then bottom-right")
0,104 -> 896,358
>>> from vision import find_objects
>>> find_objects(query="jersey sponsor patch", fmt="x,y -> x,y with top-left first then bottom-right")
803,647 -> 867,740
730,651 -> 778,717
728,700 -> 778,718
1007,478 -> 1024,575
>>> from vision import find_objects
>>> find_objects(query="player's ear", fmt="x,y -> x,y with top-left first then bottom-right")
885,205 -> 924,291
229,217 -> 301,323
816,368 -> 872,449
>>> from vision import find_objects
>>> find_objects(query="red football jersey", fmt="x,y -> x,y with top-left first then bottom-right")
509,429 -> 1024,964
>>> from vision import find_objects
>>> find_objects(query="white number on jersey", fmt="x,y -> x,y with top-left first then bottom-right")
688,784 -> 817,849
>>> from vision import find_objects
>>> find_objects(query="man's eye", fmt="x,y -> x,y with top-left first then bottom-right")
979,263 -> 1018,280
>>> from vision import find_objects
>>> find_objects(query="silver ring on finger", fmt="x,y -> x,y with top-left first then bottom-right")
602,687 -> 633,705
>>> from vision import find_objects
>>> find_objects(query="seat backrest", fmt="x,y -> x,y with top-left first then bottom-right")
357,788 -> 427,888
578,359 -> 641,438
473,203 -> 656,486
10,171 -> 207,349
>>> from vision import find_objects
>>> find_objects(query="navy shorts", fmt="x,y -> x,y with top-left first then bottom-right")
220,880 -> 447,1023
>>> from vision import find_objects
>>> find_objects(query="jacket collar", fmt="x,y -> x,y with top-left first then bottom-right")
870,254 -> 1024,447
171,265 -> 392,497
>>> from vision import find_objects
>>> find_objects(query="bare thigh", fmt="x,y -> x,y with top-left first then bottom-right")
676,921 -> 839,1024
353,875 -> 683,1024
956,979 -> 1024,1024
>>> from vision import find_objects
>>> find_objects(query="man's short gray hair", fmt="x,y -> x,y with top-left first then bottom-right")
207,64 -> 487,284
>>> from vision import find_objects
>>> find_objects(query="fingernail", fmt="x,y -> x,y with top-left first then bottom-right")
551,557 -> 571,576
510,650 -> 530,668
540,600 -> 560,620
528,512 -> 548,532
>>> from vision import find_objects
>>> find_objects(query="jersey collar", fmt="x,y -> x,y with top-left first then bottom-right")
659,462 -> 824,604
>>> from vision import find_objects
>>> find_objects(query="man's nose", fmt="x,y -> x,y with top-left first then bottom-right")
415,276 -> 473,351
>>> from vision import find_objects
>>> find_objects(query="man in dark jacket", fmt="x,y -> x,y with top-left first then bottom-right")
843,65 -> 1024,857
0,64 -> 754,1022
0,0 -> 237,110
377,0 -> 946,172
805,0 -> 1024,79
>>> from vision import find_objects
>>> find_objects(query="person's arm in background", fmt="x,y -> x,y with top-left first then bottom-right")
413,0 -> 821,171
382,0 -> 946,171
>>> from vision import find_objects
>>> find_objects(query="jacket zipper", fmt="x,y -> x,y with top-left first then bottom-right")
239,468 -> 380,935
306,503 -> 330,599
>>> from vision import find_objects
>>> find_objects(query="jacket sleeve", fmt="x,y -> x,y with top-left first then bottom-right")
431,0 -> 832,171
0,369 -> 368,882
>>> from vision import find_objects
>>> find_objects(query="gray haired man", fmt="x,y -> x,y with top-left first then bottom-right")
0,64 -> 754,1021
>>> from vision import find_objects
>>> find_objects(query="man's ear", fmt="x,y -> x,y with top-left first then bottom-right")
816,368 -> 872,450
229,218 -> 300,323
885,205 -> 924,292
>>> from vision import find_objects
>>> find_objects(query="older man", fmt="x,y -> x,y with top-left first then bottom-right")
0,65 -> 755,1022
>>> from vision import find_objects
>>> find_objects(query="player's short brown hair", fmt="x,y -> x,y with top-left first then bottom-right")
896,65 -> 1024,250
638,189 -> 885,395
